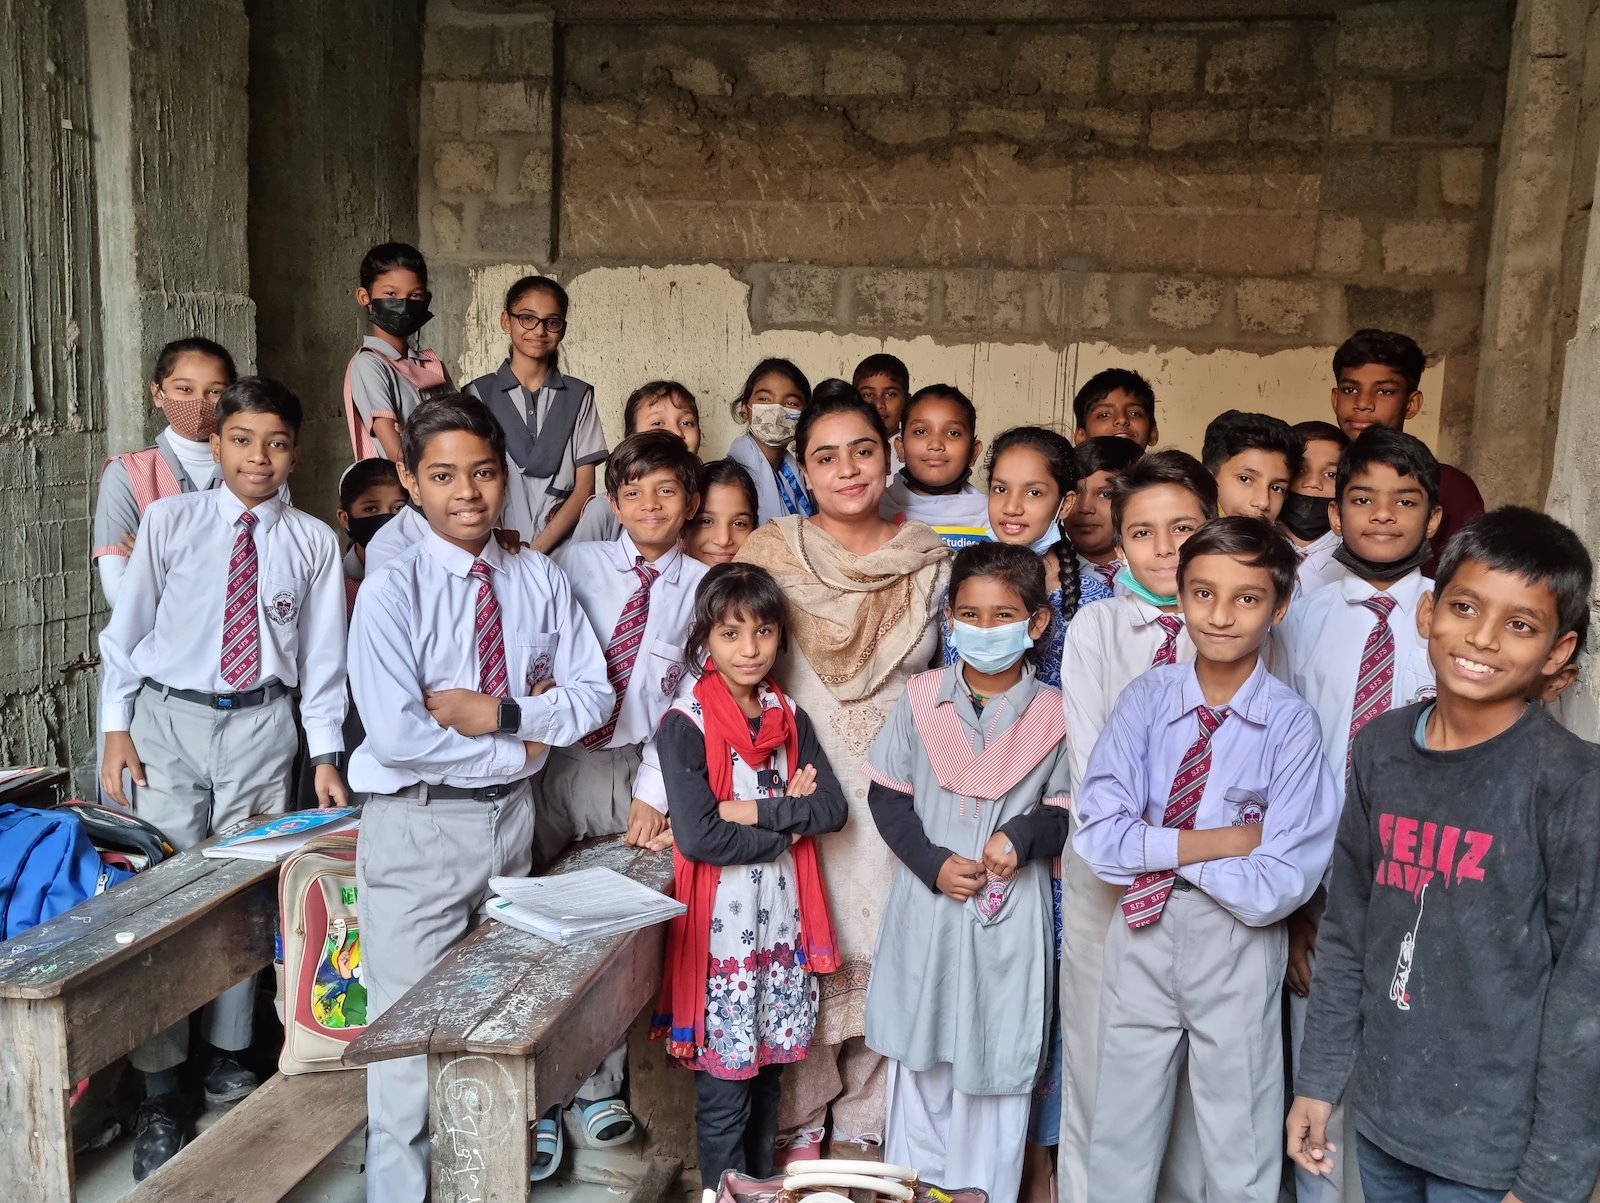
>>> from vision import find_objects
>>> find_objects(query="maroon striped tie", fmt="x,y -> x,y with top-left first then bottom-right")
220,511 -> 260,690
1347,594 -> 1398,769
582,558 -> 660,751
1095,561 -> 1119,591
1120,705 -> 1226,928
1150,614 -> 1183,668
470,560 -> 508,697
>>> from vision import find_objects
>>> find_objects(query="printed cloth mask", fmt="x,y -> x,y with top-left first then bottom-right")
367,298 -> 433,339
158,389 -> 218,441
1280,492 -> 1333,542
951,619 -> 1033,675
749,403 -> 801,449
345,511 -> 398,547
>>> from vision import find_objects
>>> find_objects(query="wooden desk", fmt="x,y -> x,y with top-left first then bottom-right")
0,818 -> 280,1200
0,765 -> 69,808
344,838 -> 675,1202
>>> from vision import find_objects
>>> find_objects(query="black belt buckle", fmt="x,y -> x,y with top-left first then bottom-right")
475,784 -> 511,802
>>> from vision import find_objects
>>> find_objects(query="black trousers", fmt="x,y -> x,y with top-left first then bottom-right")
695,1064 -> 784,1189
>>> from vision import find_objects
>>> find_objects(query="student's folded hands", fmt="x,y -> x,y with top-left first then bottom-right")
936,854 -> 986,901
425,676 -> 556,737
981,831 -> 1018,880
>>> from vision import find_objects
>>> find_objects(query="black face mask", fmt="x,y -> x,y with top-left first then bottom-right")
1280,492 -> 1333,542
367,298 -> 433,339
897,464 -> 971,497
1333,538 -> 1434,584
345,511 -> 398,547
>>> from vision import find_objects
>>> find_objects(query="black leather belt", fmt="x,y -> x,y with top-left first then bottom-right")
390,781 -> 522,803
147,680 -> 289,710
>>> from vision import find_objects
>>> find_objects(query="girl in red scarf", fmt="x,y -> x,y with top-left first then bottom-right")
650,563 -> 847,1188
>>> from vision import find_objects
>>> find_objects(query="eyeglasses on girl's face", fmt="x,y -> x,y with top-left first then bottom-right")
509,312 -> 567,333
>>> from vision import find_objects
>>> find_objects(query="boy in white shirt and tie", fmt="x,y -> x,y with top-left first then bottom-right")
533,430 -> 706,1174
347,394 -> 612,1203
99,377 -> 349,1179
1055,450 -> 1220,1203
1273,426 -> 1443,1203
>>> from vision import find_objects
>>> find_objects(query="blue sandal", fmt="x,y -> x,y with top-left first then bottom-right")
530,1106 -> 563,1183
572,1097 -> 637,1148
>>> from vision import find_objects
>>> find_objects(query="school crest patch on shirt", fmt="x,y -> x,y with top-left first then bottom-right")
661,662 -> 685,697
267,589 -> 298,626
528,651 -> 553,689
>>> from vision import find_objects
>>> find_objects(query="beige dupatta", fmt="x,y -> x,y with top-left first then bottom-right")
738,516 -> 949,703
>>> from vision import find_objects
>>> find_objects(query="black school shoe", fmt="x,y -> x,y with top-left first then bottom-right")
202,1050 -> 259,1109
131,1094 -> 191,1181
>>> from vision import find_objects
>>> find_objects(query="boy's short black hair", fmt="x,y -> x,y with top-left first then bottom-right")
1110,449 -> 1219,536
1435,507 -> 1595,641
339,458 -> 403,512
902,384 -> 977,436
401,393 -> 506,476
702,458 -> 759,515
1178,515 -> 1298,604
360,241 -> 429,291
1201,410 -> 1305,477
685,562 -> 789,674
1072,368 -> 1155,430
1292,419 -> 1349,450
1336,426 -> 1440,509
810,378 -> 864,408
1333,328 -> 1426,394
852,353 -> 910,393
604,430 -> 703,499
622,380 -> 698,435
151,337 -> 237,387
1074,434 -> 1145,481
215,377 -> 303,438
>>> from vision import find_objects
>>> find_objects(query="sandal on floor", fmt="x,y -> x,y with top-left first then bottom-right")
530,1106 -> 563,1183
570,1097 -> 637,1148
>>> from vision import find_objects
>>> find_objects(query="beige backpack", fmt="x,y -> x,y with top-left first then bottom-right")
275,830 -> 366,1074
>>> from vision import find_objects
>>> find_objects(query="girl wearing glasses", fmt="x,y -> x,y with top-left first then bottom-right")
465,275 -> 609,553
93,336 -> 238,605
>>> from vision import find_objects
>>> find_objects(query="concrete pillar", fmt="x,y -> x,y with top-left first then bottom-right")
246,0 -> 424,524
0,0 -> 106,778
86,0 -> 256,453
1470,0 -> 1586,507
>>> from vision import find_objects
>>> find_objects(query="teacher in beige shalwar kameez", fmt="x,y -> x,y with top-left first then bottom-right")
737,389 -> 948,1156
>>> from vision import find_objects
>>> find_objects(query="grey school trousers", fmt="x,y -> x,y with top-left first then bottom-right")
358,782 -> 535,1203
127,683 -> 297,1072
534,742 -> 643,1102
1088,885 -> 1288,1203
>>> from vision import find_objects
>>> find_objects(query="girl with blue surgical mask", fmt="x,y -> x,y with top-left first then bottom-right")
863,542 -> 1073,1201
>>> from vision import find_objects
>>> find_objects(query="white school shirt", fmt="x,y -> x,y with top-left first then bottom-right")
1293,529 -> 1343,597
362,504 -> 429,578
1059,594 -> 1196,800
552,534 -> 707,748
347,529 -> 613,794
1274,566 -> 1436,777
726,431 -> 807,528
879,479 -> 990,531
98,488 -> 348,757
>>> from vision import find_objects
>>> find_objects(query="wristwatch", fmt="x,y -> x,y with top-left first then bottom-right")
497,698 -> 520,734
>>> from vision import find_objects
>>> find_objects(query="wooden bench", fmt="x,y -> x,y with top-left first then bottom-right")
0,816 -> 319,1200
344,837 -> 679,1202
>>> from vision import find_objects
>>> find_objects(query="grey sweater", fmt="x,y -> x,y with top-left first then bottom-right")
1296,702 -> 1600,1203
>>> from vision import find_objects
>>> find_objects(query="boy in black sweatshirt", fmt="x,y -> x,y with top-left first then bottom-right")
1288,507 -> 1600,1203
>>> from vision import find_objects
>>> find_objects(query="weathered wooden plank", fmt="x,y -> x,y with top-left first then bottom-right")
0,997 -> 73,1199
430,1051 -> 530,1203
63,880 -> 277,1079
125,1069 -> 367,1203
0,816 -> 280,996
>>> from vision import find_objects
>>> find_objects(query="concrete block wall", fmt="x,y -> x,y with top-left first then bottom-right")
415,4 -> 1511,464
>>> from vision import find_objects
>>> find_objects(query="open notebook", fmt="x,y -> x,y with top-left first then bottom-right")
486,867 -> 684,946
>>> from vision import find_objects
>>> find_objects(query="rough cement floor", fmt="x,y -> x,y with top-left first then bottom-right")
74,1117 -> 698,1203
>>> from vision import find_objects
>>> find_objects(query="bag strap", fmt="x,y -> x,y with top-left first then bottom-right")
784,1162 -> 917,1182
782,1173 -> 914,1201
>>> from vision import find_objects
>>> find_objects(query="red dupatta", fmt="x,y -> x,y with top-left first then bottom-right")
652,666 -> 839,1059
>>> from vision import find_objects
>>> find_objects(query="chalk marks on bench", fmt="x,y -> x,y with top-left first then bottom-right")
434,1054 -> 520,1203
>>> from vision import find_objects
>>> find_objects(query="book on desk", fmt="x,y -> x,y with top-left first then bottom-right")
486,867 -> 684,945
201,809 -> 359,862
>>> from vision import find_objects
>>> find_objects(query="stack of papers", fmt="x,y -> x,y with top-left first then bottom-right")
202,809 -> 359,862
487,867 -> 685,945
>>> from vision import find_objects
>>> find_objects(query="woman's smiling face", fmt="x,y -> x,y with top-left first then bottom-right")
800,411 -> 887,522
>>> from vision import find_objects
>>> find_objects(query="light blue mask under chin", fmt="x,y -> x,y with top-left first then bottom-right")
1028,522 -> 1063,556
951,619 -> 1034,676
1116,566 -> 1178,609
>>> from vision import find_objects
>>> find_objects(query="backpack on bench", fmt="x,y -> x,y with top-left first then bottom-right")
276,830 -> 368,1074
0,803 -> 132,940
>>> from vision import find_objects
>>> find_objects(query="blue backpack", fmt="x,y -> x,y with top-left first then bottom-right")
0,804 -> 132,940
